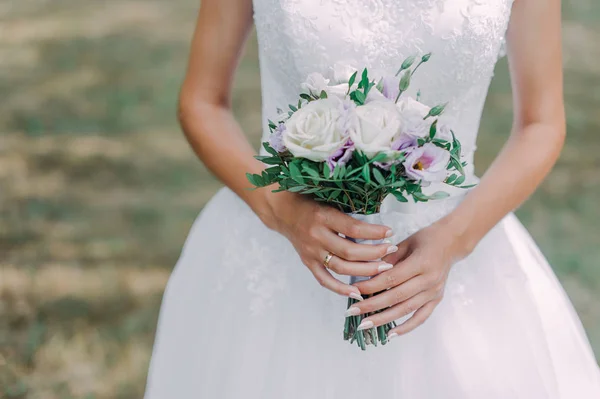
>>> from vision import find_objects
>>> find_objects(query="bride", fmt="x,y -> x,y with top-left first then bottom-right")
144,0 -> 600,397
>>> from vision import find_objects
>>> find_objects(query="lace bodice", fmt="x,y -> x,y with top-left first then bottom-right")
252,0 -> 514,169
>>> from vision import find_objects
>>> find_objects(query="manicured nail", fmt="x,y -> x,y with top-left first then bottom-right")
345,306 -> 360,317
385,245 -> 398,255
387,332 -> 398,341
349,292 -> 364,301
357,320 -> 374,331
378,263 -> 394,272
385,230 -> 394,238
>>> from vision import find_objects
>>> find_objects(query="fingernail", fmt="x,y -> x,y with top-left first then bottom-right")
387,332 -> 398,341
345,306 -> 360,317
385,229 -> 394,238
378,263 -> 394,272
385,245 -> 398,255
357,320 -> 374,331
382,239 -> 392,244
349,292 -> 364,301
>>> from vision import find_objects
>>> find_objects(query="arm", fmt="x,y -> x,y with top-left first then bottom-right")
349,0 -> 565,335
179,0 -> 396,298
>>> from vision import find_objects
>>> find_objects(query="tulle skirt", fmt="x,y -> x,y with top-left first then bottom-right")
144,188 -> 600,398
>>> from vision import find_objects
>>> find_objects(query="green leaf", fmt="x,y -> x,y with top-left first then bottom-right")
391,191 -> 408,202
287,185 -> 306,193
288,162 -> 305,184
370,152 -> 388,163
412,192 -> 429,202
300,93 -> 312,101
352,90 -> 366,104
454,175 -> 466,185
429,119 -> 438,139
302,187 -> 321,194
328,189 -> 342,200
348,71 -> 358,88
446,174 -> 457,184
428,191 -> 450,200
263,142 -> 278,156
246,173 -> 259,187
333,163 -> 341,180
289,104 -> 298,112
319,90 -> 328,99
372,168 -> 386,186
422,52 -> 432,62
302,163 -> 320,178
360,68 -> 369,89
361,164 -> 371,183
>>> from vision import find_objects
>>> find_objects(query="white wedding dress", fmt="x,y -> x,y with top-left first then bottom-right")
144,0 -> 600,397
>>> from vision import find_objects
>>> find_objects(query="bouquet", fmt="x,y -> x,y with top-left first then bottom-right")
247,53 -> 472,350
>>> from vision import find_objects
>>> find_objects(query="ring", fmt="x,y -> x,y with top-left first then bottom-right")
323,252 -> 334,268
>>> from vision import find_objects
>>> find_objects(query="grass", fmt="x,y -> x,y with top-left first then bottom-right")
1,0 -> 599,397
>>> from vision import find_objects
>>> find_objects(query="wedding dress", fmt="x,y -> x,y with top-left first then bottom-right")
144,0 -> 600,397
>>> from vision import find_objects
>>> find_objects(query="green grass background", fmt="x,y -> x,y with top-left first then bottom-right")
1,0 -> 599,397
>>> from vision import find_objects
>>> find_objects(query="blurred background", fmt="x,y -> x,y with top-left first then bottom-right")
1,0 -> 599,398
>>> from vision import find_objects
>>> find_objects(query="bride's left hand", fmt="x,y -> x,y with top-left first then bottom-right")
350,220 -> 470,337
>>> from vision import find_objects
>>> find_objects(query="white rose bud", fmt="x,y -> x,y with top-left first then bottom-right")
282,98 -> 348,161
397,97 -> 432,137
350,101 -> 403,159
301,73 -> 330,96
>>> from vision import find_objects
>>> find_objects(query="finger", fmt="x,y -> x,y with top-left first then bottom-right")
382,238 -> 411,265
388,299 -> 439,338
354,255 -> 420,295
356,291 -> 433,329
310,263 -> 363,299
348,276 -> 426,314
320,208 -> 392,240
326,233 -> 398,262
325,252 -> 394,277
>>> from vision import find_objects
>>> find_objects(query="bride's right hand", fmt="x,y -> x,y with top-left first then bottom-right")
260,191 -> 398,298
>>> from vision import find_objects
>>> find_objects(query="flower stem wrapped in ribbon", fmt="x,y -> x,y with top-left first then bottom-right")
247,54 -> 474,349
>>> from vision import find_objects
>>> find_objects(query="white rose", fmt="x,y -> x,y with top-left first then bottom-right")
350,101 -> 403,159
282,98 -> 348,161
397,97 -> 432,137
301,73 -> 330,96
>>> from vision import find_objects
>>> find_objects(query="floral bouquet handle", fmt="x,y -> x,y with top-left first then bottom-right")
343,213 -> 395,349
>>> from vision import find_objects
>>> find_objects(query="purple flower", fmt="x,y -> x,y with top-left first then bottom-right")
268,123 -> 287,153
381,75 -> 400,101
372,134 -> 418,171
327,139 -> 355,172
403,143 -> 450,183
391,133 -> 418,152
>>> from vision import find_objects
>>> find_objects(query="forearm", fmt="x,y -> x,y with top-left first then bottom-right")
441,121 -> 565,257
179,101 -> 278,226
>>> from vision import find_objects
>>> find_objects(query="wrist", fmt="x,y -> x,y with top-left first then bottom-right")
436,208 -> 478,261
252,188 -> 291,233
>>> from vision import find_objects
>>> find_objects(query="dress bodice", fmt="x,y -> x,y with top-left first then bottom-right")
252,0 -> 514,168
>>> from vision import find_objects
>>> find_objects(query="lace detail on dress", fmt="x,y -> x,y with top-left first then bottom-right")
253,0 -> 514,160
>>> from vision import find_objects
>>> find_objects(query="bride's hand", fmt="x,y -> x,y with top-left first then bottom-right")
349,220 -> 469,337
262,191 -> 398,298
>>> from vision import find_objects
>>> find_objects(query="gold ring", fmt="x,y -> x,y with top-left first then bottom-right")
323,252 -> 334,268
